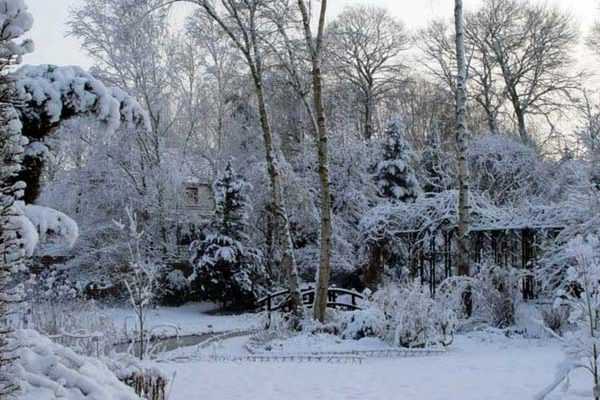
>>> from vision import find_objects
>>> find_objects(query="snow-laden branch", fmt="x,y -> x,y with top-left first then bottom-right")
14,65 -> 150,135
0,0 -> 34,59
15,202 -> 79,252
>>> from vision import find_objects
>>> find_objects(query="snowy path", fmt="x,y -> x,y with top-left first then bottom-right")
160,334 -> 578,400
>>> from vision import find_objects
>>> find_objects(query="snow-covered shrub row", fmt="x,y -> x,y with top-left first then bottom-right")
12,329 -> 140,400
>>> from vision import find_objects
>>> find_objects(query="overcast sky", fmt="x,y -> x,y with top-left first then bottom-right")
25,0 -> 600,69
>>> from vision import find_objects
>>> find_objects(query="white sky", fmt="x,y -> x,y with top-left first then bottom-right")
25,0 -> 600,69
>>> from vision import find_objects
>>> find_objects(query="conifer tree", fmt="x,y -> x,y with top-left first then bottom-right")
0,1 -> 33,395
190,162 -> 267,310
213,161 -> 249,240
375,120 -> 421,202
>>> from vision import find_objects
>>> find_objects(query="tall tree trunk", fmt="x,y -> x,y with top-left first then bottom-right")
311,59 -> 333,323
515,107 -> 528,143
364,90 -> 374,140
252,71 -> 304,321
454,0 -> 470,278
487,111 -> 498,136
297,0 -> 333,323
197,0 -> 305,322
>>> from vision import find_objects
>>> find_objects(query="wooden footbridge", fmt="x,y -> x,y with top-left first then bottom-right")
256,286 -> 364,312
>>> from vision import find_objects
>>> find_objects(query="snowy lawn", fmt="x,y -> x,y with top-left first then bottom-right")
102,302 -> 261,337
159,331 -> 591,400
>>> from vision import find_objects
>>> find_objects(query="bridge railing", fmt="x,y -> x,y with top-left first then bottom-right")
256,287 -> 364,312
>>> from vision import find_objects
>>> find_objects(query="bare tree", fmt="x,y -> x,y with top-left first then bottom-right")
418,20 -> 460,93
69,1 -> 179,255
465,12 -> 505,135
327,6 -> 410,140
419,18 -> 504,135
185,10 -> 242,151
479,0 -> 580,142
116,208 -> 159,360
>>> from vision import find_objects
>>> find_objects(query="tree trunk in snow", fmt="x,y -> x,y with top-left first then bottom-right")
364,89 -> 375,140
253,71 -> 304,322
515,107 -> 528,143
297,0 -> 333,323
197,1 -> 305,322
454,0 -> 470,278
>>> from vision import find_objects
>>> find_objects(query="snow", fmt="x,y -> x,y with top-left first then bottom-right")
158,333 -> 579,400
22,203 -> 79,248
104,303 -> 261,337
256,334 -> 392,354
13,329 -> 139,400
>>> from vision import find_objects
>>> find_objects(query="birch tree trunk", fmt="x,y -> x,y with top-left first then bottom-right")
454,0 -> 470,278
198,0 -> 304,321
253,71 -> 304,320
364,89 -> 375,141
297,0 -> 333,323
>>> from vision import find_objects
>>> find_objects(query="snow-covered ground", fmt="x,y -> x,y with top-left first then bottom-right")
157,330 -> 590,400
102,302 -> 261,337
50,303 -> 592,399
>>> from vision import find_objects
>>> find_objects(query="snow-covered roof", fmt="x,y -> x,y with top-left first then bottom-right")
360,191 -> 576,243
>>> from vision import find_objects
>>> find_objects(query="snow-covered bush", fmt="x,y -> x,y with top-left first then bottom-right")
436,264 -> 522,329
378,281 -> 438,347
472,263 -> 522,328
344,281 -> 457,348
157,268 -> 190,306
340,302 -> 387,340
12,329 -> 140,400
540,304 -> 570,336
538,235 -> 600,399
